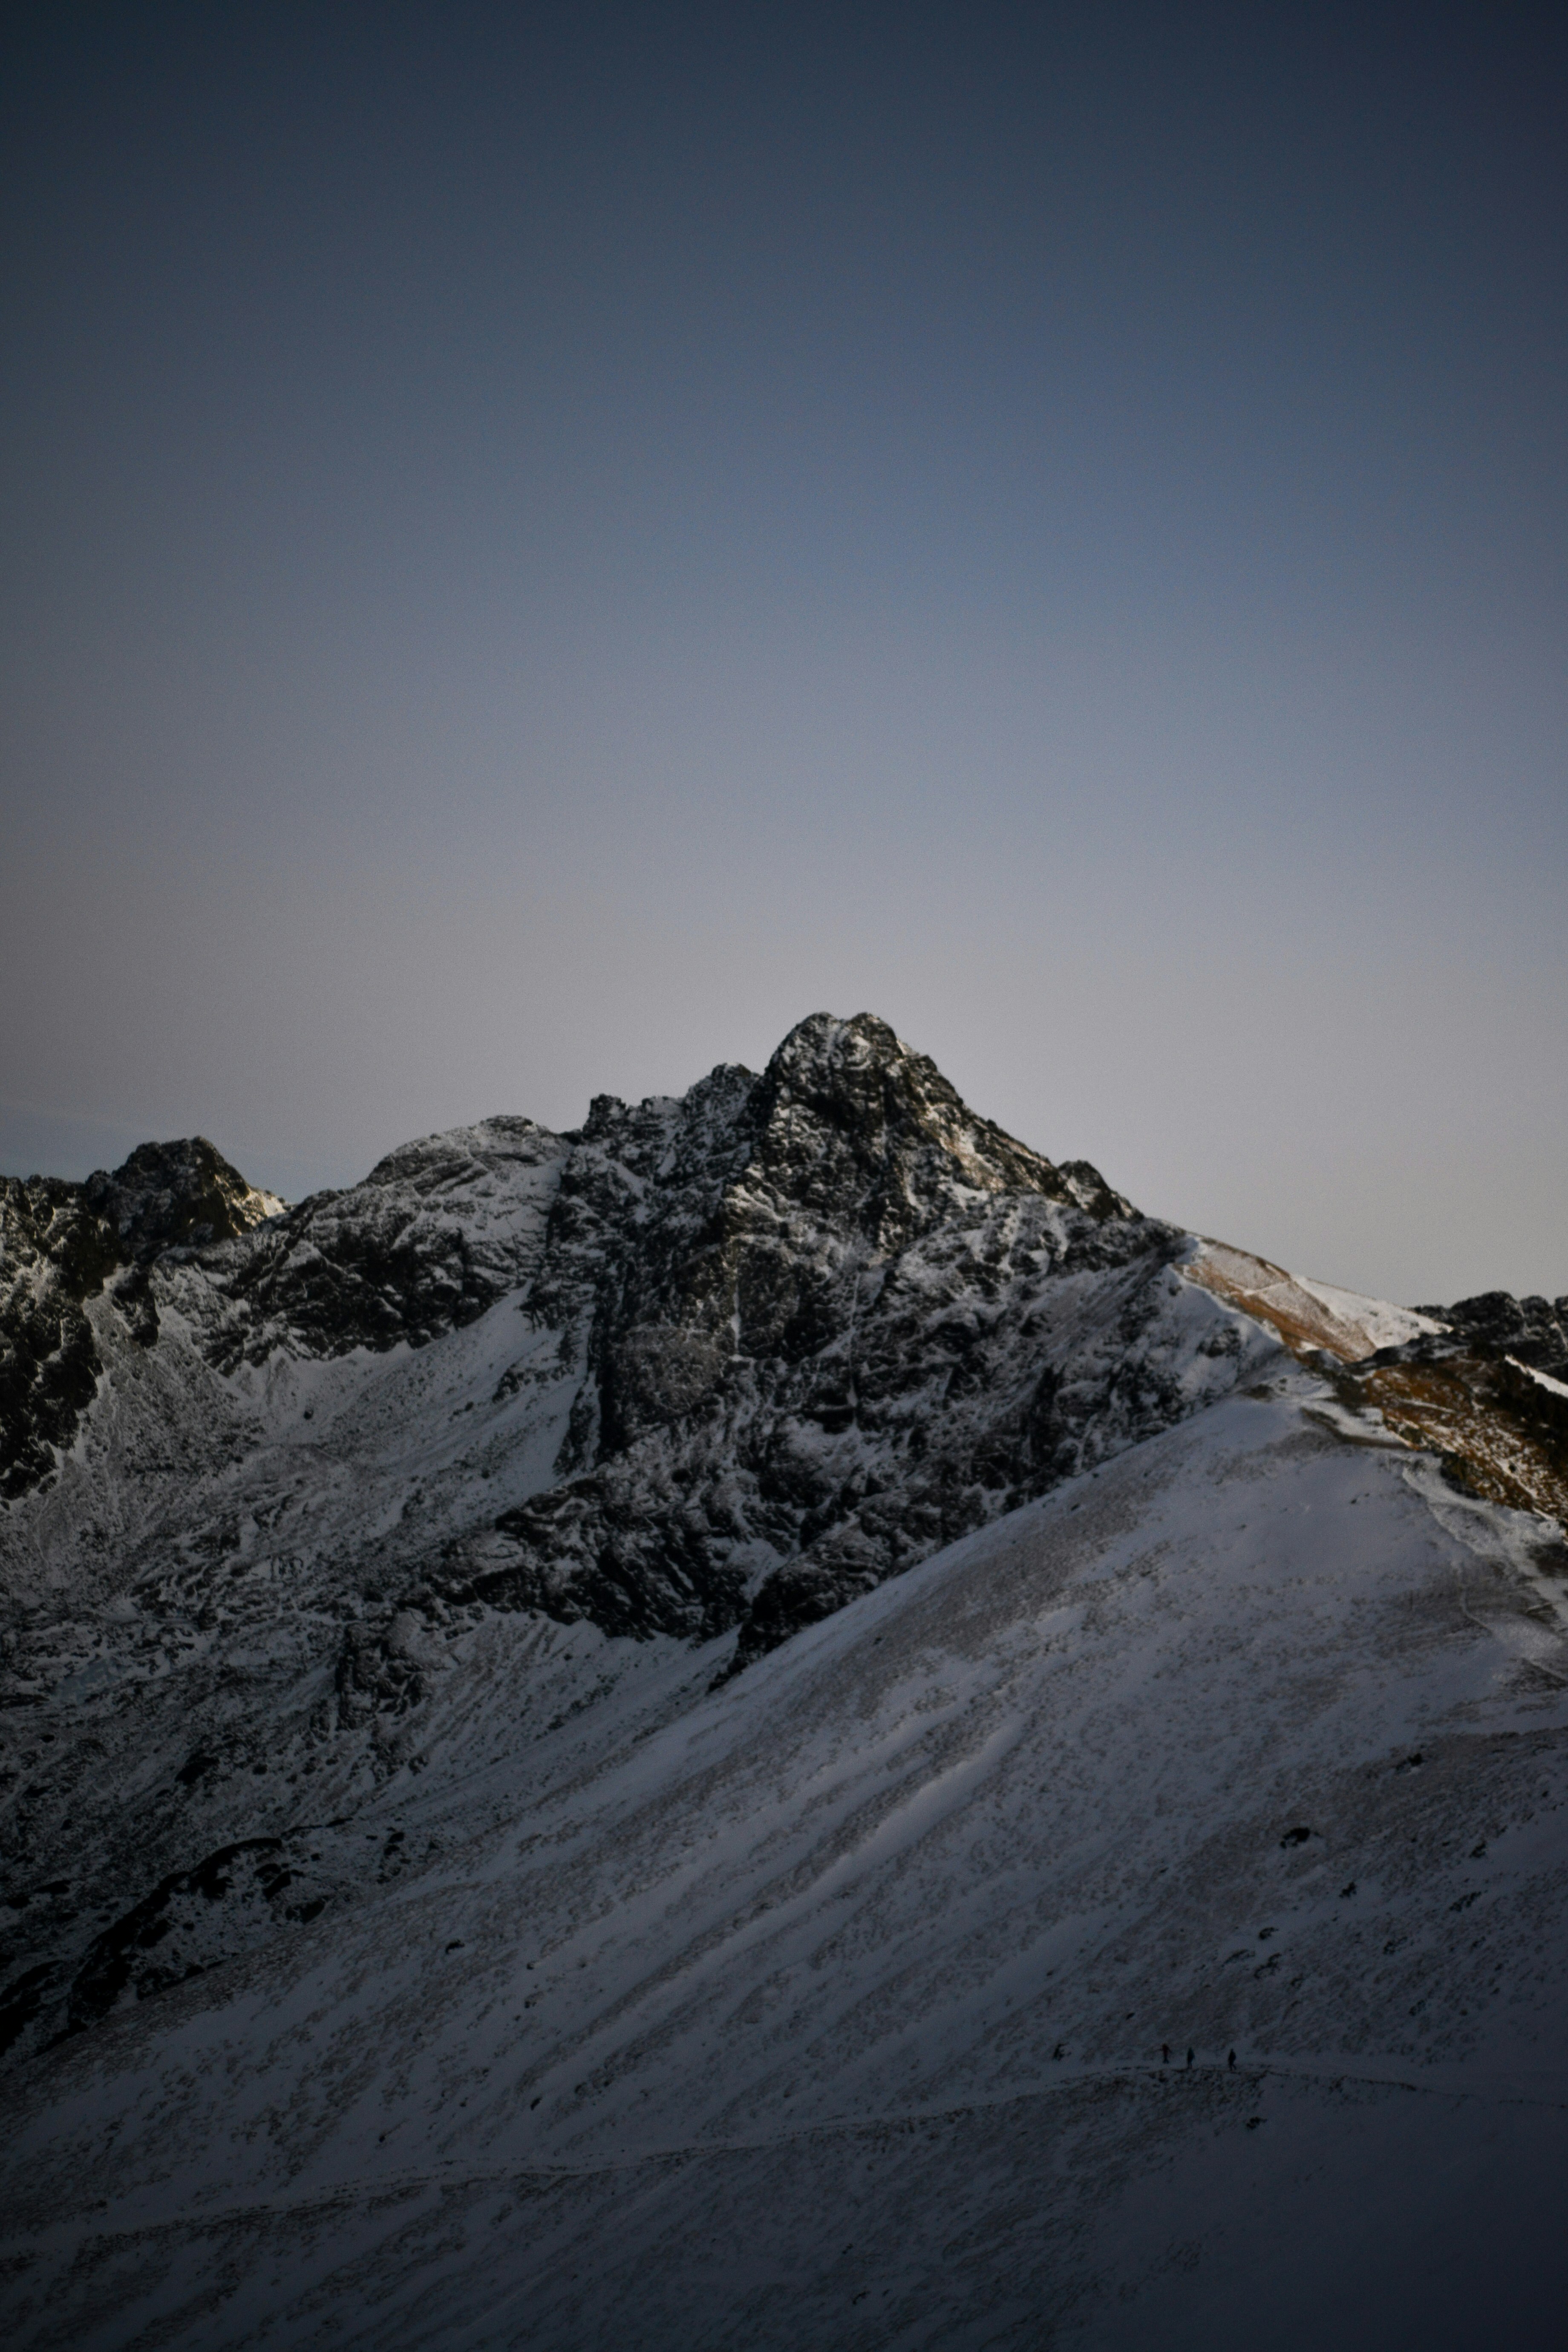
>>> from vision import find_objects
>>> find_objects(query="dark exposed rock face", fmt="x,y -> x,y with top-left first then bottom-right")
467,1016 -> 1196,1665
1414,1291 -> 1568,1384
0,1141 -> 281,1499
0,1180 -> 113,1501
84,1140 -> 281,1266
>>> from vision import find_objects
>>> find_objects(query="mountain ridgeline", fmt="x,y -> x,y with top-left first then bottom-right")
1,1016 -> 1231,1666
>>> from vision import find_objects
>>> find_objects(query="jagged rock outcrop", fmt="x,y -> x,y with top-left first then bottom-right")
187,1118 -> 566,1369
0,1141 -> 282,1499
459,1016 -> 1197,1660
1415,1290 -> 1568,1384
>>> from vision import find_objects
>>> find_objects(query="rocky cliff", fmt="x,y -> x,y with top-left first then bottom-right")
0,1140 -> 283,1499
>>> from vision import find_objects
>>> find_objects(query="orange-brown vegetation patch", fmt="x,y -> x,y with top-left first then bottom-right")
1184,1240 -> 1568,1536
1183,1240 -> 1418,1360
1360,1358 -> 1568,1527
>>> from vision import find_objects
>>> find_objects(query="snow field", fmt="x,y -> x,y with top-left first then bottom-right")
5,1380 -> 1568,2346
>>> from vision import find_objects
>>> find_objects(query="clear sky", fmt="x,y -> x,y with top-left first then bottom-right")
3,2 -> 1564,1305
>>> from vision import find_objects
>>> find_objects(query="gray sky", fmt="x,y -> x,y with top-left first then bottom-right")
3,3 -> 1564,1305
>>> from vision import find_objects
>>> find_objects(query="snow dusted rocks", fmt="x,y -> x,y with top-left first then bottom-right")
1417,1289 -> 1568,1384
5,1388 -> 1568,2348
0,1140 -> 284,1499
188,1117 -> 568,1369
460,1014 -> 1253,1664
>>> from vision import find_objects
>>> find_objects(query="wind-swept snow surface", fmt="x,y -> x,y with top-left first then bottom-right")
4,1380 -> 1568,2346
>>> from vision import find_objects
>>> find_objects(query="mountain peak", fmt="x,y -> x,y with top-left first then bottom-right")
83,1137 -> 284,1262
744,1011 -> 1125,1246
0,1137 -> 285,1498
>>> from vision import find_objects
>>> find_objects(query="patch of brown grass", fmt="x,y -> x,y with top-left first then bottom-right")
1185,1241 -> 1568,1534
1361,1358 -> 1568,1527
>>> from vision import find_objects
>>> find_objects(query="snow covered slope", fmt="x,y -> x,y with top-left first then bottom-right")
3,1012 -> 1567,2345
3,1378 -> 1568,2347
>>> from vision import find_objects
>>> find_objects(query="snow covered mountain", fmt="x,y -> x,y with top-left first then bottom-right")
3,1014 -> 1566,2348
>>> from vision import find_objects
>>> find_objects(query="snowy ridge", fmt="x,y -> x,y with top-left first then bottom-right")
1183,1239 -> 1441,1360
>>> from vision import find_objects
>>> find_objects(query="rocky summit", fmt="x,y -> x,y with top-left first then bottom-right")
3,1015 -> 1567,2350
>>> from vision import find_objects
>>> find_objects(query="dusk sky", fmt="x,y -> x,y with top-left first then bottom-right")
3,2 -> 1564,1304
